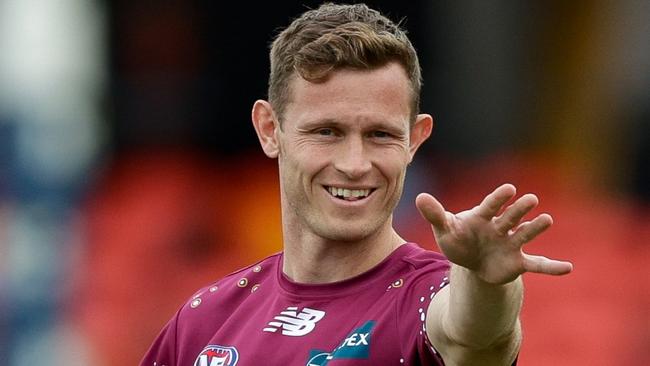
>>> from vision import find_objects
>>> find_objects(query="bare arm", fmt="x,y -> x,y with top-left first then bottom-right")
416,184 -> 573,365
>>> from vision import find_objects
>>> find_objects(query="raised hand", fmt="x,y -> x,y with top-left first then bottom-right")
416,183 -> 573,285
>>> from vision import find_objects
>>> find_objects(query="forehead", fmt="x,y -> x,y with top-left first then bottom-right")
283,62 -> 412,127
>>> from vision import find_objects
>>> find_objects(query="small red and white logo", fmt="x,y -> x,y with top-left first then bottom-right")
194,345 -> 239,366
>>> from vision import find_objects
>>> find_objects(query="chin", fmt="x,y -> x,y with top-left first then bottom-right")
315,220 -> 383,243
325,231 -> 369,243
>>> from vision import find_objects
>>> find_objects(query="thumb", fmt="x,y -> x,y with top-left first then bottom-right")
415,193 -> 448,232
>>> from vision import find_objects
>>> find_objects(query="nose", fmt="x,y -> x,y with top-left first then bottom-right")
333,136 -> 372,179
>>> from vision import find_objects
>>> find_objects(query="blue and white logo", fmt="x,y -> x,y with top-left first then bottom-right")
194,345 -> 239,366
305,321 -> 375,365
306,351 -> 330,366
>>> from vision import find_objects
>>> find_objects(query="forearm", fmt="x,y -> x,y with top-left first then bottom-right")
444,264 -> 523,349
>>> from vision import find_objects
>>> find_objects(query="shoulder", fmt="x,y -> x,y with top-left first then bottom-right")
142,253 -> 283,363
177,252 -> 282,317
389,243 -> 451,317
397,243 -> 450,277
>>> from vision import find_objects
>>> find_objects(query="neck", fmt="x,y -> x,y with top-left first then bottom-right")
282,220 -> 406,284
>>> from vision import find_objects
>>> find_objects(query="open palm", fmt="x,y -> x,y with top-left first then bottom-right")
416,184 -> 573,284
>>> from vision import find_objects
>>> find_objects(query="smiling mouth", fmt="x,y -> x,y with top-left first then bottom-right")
325,186 -> 375,201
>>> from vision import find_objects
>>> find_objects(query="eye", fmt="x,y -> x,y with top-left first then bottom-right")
371,130 -> 390,138
316,128 -> 334,136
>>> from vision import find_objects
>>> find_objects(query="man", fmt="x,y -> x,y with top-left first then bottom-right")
141,3 -> 572,365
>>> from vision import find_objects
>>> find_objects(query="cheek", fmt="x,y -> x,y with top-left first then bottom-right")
374,151 -> 410,179
279,150 -> 327,189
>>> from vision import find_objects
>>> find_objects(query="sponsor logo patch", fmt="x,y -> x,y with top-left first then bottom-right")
194,345 -> 239,366
305,320 -> 375,365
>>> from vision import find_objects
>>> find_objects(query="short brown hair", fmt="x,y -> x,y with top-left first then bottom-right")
268,3 -> 422,122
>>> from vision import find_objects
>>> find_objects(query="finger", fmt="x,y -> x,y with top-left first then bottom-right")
474,183 -> 517,219
510,213 -> 553,245
522,253 -> 573,275
415,193 -> 449,232
493,194 -> 539,235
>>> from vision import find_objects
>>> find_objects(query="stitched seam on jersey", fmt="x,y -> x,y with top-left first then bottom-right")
221,252 -> 282,279
191,252 -> 281,299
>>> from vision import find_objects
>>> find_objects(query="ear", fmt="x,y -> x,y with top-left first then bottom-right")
251,100 -> 280,158
408,113 -> 434,162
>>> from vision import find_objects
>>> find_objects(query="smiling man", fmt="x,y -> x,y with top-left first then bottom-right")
141,3 -> 572,366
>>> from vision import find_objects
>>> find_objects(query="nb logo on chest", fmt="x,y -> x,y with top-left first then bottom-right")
263,306 -> 326,336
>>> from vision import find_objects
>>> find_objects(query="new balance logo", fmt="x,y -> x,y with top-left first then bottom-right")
263,306 -> 325,336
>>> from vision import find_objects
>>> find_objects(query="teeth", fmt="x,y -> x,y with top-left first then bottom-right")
327,187 -> 371,198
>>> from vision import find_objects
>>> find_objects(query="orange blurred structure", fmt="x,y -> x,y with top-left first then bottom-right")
69,150 -> 282,365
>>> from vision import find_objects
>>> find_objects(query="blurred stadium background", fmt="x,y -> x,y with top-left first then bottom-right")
0,0 -> 648,365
